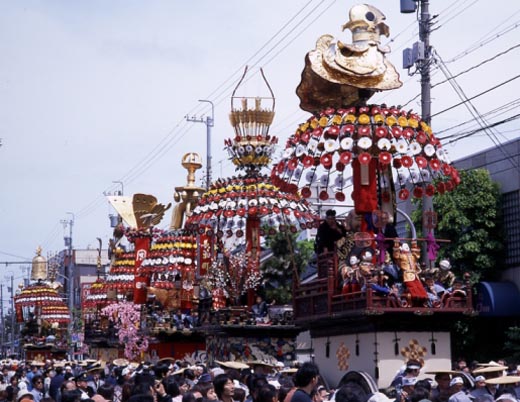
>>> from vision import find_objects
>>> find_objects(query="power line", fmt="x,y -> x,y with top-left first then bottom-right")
201,0 -> 320,103
431,72 -> 520,118
434,0 -> 480,31
432,42 -> 520,89
441,113 -> 520,144
0,250 -> 31,261
85,0 -> 328,202
437,97 -> 520,136
434,51 -> 518,169
446,19 -> 520,63
399,42 -> 520,110
206,0 -> 336,111
73,0 -> 344,221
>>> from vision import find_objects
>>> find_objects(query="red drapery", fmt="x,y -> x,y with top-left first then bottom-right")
133,236 -> 151,304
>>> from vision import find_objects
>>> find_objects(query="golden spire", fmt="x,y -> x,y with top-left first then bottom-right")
226,66 -> 278,172
31,246 -> 47,281
170,153 -> 206,229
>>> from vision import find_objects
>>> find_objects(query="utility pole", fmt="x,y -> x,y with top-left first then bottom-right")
10,275 -> 15,356
186,100 -> 214,190
0,283 -> 4,357
401,0 -> 433,135
402,0 -> 434,266
61,213 -> 75,359
418,0 -> 432,126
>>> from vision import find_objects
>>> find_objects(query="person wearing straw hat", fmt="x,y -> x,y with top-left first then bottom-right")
480,376 -> 520,401
474,377 -> 487,391
429,371 -> 455,402
469,366 -> 507,400
448,377 -> 471,402
86,365 -> 105,394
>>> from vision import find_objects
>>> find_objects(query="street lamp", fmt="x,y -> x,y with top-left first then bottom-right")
110,181 -> 124,227
112,181 -> 124,196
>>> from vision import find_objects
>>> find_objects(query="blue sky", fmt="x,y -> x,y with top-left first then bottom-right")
1,0 -> 519,289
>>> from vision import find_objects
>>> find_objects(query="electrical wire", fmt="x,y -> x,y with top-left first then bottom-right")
0,250 -> 31,261
431,72 -> 520,118
41,222 -> 62,252
432,42 -> 520,89
437,97 -> 520,136
49,1 -> 520,244
434,0 -> 480,30
72,0 -> 336,222
200,0 -> 319,105
400,42 -> 520,109
434,50 -> 518,169
206,0 -> 336,110
441,114 -> 520,144
446,19 -> 520,63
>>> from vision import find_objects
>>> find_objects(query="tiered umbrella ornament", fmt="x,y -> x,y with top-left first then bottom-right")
83,278 -> 116,312
14,248 -> 70,326
105,248 -> 136,292
270,106 -> 460,217
143,231 -> 197,289
187,175 -> 317,238
225,68 -> 278,175
15,283 -> 70,323
186,67 -> 317,255
186,67 -> 317,305
271,4 -> 460,228
142,231 -> 197,309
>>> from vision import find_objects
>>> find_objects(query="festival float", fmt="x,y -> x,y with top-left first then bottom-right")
268,4 -> 476,387
14,247 -> 70,361
184,68 -> 317,365
80,190 -> 207,361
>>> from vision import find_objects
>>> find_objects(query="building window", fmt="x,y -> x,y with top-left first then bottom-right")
503,190 -> 520,266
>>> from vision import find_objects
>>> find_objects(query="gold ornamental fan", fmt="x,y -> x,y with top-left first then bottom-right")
107,193 -> 171,229
132,193 -> 171,229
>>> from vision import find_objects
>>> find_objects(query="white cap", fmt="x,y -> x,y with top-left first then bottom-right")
475,375 -> 486,382
211,367 -> 225,377
496,394 -> 518,402
402,377 -> 417,387
122,367 -> 135,377
368,393 -> 392,402
17,390 -> 32,402
450,377 -> 464,387
268,380 -> 281,389
440,259 -> 451,270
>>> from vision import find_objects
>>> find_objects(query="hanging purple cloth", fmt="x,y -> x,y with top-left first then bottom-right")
426,231 -> 440,260
376,232 -> 386,264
